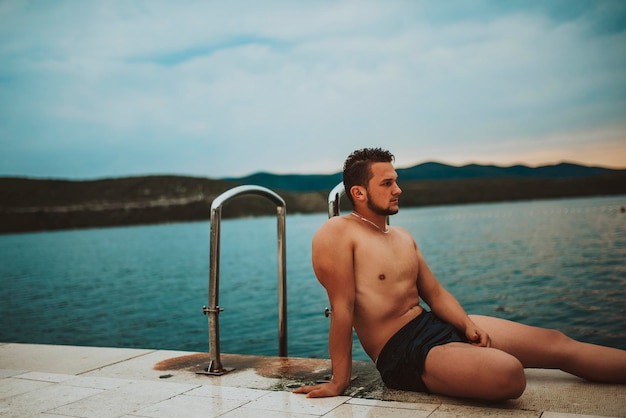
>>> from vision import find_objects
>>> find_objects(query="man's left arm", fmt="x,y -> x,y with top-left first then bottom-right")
416,247 -> 491,346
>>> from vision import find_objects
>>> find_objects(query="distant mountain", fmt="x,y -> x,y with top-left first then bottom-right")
225,172 -> 342,194
226,161 -> 618,192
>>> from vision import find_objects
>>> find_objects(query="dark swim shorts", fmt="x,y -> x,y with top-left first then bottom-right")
375,310 -> 469,393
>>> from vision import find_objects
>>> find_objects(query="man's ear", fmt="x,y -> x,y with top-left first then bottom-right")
350,186 -> 366,202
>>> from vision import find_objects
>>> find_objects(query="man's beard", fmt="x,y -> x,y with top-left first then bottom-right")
367,198 -> 399,216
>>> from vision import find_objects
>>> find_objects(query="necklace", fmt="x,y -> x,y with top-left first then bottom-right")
351,211 -> 389,234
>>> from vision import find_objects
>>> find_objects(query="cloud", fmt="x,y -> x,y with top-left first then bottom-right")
0,1 -> 624,179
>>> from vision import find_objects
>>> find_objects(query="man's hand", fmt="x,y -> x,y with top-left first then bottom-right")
466,325 -> 491,347
292,380 -> 346,398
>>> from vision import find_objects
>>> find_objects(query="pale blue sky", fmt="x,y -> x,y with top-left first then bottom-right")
1,0 -> 625,179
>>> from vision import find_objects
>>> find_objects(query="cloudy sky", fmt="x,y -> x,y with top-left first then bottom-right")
1,0 -> 625,179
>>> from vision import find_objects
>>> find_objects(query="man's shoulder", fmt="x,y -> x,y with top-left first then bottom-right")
313,215 -> 355,241
326,214 -> 351,226
318,215 -> 353,232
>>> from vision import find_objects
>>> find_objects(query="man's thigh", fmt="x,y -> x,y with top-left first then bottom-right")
469,314 -> 569,367
421,342 -> 525,400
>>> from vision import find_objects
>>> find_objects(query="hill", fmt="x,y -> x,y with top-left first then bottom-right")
226,161 -> 616,192
0,175 -> 329,234
1,162 -> 626,234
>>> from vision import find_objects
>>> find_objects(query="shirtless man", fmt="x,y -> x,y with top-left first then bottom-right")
294,147 -> 626,401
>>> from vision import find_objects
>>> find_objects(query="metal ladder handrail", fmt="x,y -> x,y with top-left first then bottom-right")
328,182 -> 345,218
199,185 -> 287,376
324,182 -> 345,320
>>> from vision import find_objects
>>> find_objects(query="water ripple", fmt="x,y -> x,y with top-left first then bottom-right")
1,195 -> 625,359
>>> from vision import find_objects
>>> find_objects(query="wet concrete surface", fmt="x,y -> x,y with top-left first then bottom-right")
154,352 -> 382,396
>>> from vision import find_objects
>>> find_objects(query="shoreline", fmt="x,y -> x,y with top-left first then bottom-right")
2,173 -> 626,234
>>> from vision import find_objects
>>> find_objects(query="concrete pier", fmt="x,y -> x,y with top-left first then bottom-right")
1,342 -> 624,417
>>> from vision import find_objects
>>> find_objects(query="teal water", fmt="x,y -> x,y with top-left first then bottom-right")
1,195 -> 625,361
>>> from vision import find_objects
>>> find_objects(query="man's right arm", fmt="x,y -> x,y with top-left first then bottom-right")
293,218 -> 355,397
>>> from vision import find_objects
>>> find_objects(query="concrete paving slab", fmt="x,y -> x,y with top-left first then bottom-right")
81,349 -> 199,381
0,343 -> 153,375
62,375 -> 136,390
332,397 -> 438,417
244,391 -> 350,416
0,369 -> 26,379
509,369 -> 626,418
542,413 -> 609,418
14,371 -> 75,383
48,379 -> 199,418
184,384 -> 272,401
0,377 -> 52,400
130,393 -> 249,418
0,381 -> 103,417
429,403 -> 540,417
219,407 -> 319,418
326,403 -> 431,418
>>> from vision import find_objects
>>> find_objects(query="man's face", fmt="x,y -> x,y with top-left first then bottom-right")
365,162 -> 402,215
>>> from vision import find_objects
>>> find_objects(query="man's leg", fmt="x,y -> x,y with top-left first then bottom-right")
421,342 -> 526,401
470,315 -> 626,383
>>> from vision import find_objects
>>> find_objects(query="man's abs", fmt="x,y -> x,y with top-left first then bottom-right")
354,304 -> 425,362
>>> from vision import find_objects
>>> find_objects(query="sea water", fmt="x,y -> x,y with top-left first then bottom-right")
1,195 -> 625,361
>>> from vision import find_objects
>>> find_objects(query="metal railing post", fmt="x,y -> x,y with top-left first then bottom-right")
276,204 -> 287,357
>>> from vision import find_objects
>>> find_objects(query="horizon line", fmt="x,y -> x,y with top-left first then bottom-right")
2,159 -> 625,182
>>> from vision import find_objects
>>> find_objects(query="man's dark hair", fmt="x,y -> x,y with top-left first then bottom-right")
343,148 -> 395,205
